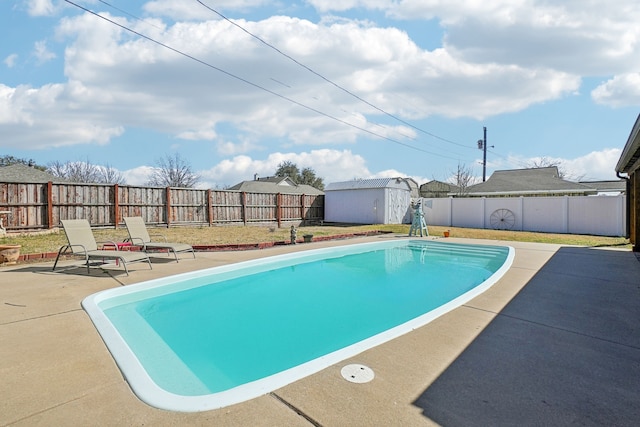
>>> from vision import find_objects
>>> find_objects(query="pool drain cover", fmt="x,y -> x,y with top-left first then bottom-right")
341,364 -> 375,383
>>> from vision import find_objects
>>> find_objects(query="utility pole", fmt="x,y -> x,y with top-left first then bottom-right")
477,126 -> 488,182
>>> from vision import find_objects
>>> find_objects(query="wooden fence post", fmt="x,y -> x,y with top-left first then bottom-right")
300,194 -> 305,223
276,193 -> 282,228
113,184 -> 120,228
166,186 -> 172,227
241,192 -> 247,225
207,189 -> 213,226
47,181 -> 54,229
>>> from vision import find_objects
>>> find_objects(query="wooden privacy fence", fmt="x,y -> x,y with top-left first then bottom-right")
0,182 -> 324,231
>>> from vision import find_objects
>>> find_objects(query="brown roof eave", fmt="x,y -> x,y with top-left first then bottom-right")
616,113 -> 640,174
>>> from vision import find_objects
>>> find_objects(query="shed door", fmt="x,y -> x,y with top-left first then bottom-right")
387,189 -> 410,224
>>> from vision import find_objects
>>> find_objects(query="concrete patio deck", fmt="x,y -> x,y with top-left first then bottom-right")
1,236 -> 638,426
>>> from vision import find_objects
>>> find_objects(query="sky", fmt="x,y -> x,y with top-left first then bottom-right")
1,0 -> 639,189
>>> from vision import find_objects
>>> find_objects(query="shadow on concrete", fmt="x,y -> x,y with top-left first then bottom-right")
2,264 -> 126,277
414,247 -> 640,426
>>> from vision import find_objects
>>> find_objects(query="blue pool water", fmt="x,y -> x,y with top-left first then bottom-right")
83,240 -> 513,412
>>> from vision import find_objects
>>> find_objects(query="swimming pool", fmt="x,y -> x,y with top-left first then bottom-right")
83,239 -> 514,412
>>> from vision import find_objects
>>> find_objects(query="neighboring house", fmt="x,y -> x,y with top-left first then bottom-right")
579,180 -> 626,195
228,176 -> 324,195
0,163 -> 67,183
324,177 -> 412,224
461,167 -> 597,197
616,113 -> 640,251
419,180 -> 460,198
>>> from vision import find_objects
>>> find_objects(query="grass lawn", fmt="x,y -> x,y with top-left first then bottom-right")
0,223 -> 631,260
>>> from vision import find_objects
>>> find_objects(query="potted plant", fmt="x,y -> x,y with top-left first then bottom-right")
303,234 -> 313,243
0,244 -> 21,265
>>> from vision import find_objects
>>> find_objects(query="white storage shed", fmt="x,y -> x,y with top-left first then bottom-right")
324,178 -> 413,224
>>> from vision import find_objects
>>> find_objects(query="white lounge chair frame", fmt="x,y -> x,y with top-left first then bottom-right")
123,216 -> 195,262
53,219 -> 152,276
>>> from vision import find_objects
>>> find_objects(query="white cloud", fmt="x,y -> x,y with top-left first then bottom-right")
0,12 -> 584,153
216,139 -> 261,156
4,54 -> 18,68
125,148 -> 432,189
591,74 -> 640,108
196,149 -> 371,188
371,168 -> 429,186
26,0 -> 55,16
312,0 -> 640,76
92,147 -> 625,189
177,129 -> 217,140
33,40 -> 56,64
0,82 -> 124,149
562,148 -> 623,181
3,0 -> 637,186
308,0 -> 389,14
501,148 -> 623,181
142,0 -> 272,21
122,165 -> 155,186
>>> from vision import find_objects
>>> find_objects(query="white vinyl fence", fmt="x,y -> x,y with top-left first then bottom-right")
421,195 -> 626,237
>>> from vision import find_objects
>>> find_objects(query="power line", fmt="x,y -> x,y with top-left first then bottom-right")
194,0 -> 475,151
486,148 -> 531,169
86,0 -> 476,160
97,0 -> 422,152
95,0 -> 164,30
62,0 -> 468,161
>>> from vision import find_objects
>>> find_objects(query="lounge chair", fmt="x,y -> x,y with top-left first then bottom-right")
123,216 -> 195,262
53,219 -> 152,275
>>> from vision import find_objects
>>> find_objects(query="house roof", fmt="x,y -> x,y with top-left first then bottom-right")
325,178 -> 412,191
616,113 -> 640,174
579,180 -> 626,193
0,163 -> 67,183
228,176 -> 324,195
465,167 -> 597,196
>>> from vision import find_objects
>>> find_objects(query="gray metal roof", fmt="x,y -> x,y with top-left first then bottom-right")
326,178 -> 412,191
0,164 -> 67,183
465,167 -> 597,196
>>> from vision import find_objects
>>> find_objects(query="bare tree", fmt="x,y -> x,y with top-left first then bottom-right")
528,157 -> 585,181
451,163 -> 475,196
46,160 -> 67,179
528,157 -> 567,178
146,153 -> 199,188
97,164 -> 126,185
47,160 -> 126,184
47,160 -> 99,183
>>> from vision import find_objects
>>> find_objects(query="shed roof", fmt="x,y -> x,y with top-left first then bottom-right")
465,167 -> 596,196
325,177 -> 412,191
0,163 -> 67,183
